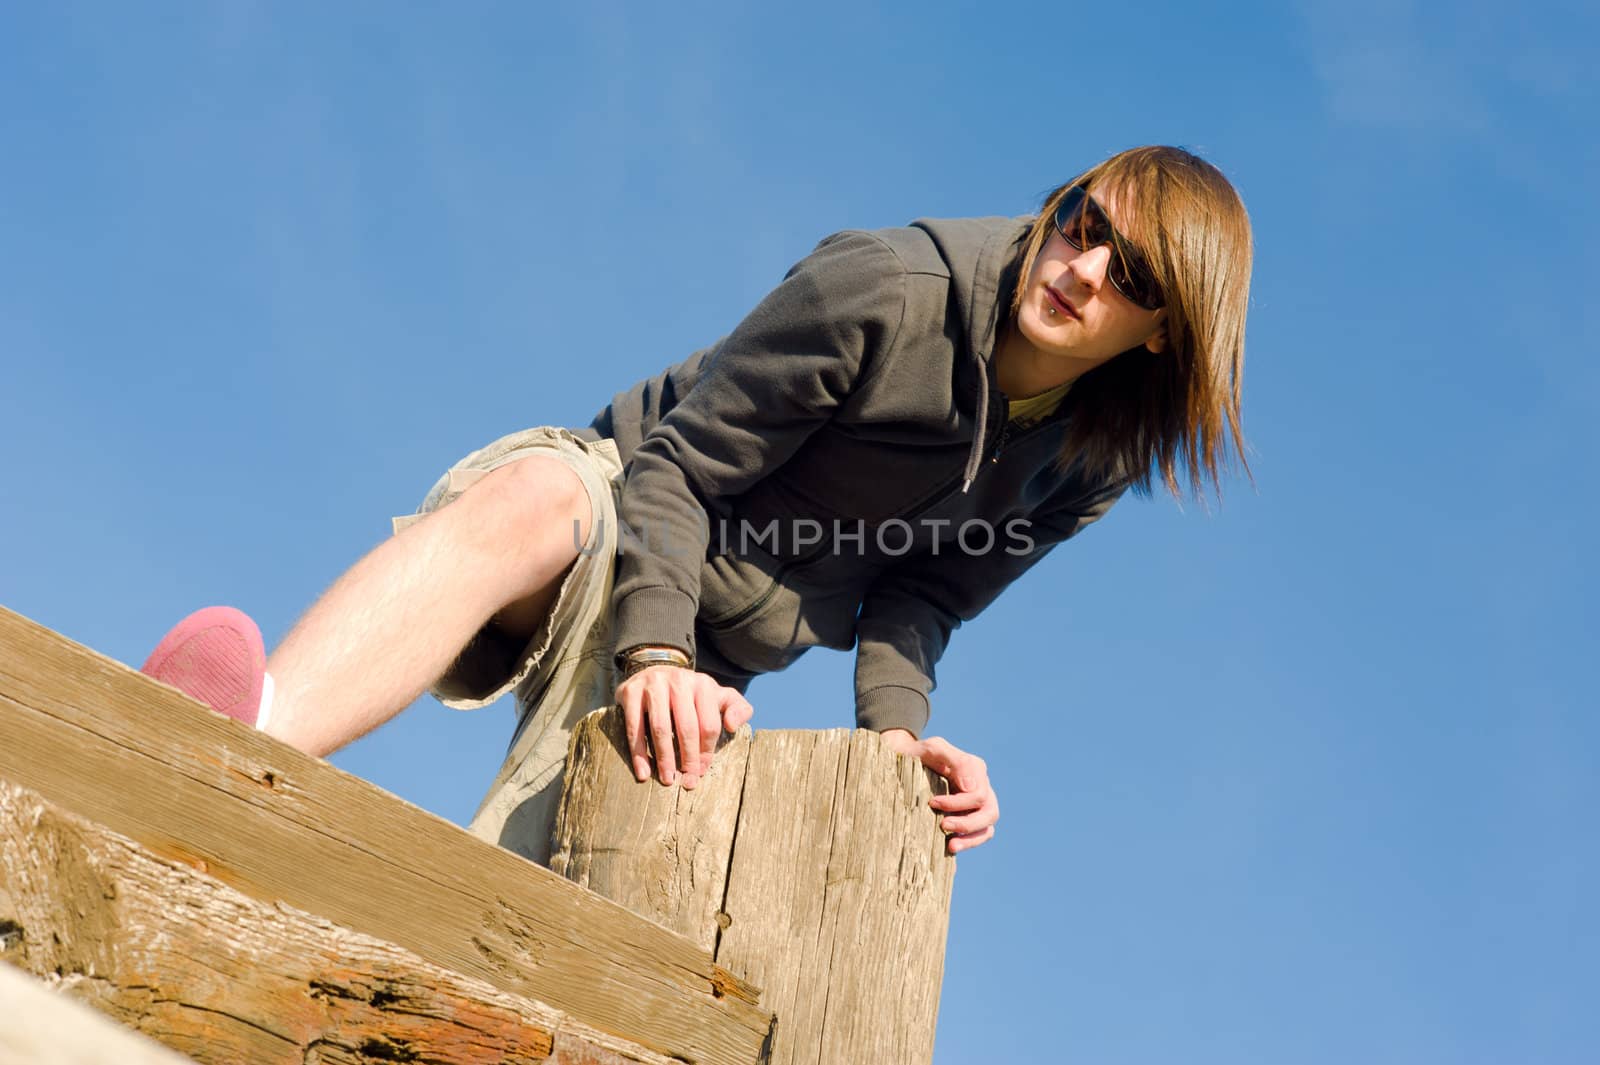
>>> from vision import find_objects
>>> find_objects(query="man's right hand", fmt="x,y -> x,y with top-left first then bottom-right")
615,666 -> 754,789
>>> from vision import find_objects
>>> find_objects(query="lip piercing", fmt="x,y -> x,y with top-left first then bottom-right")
1047,305 -> 1058,316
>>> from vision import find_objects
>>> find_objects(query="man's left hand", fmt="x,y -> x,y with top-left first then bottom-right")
879,730 -> 999,855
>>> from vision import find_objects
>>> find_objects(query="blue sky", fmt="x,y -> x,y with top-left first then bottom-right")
3,4 -> 1595,1062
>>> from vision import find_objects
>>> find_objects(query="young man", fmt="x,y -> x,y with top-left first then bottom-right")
144,145 -> 1254,865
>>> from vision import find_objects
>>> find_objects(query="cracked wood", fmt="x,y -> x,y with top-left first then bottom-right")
0,963 -> 196,1065
552,710 -> 956,1065
0,606 -> 771,1065
0,779 -> 676,1065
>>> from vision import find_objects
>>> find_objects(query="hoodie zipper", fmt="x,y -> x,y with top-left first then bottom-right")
966,381 -> 1007,482
991,419 -> 1012,464
906,405 -> 1059,517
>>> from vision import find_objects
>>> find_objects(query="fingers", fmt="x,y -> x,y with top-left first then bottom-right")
618,681 -> 651,782
918,735 -> 999,855
931,789 -> 998,836
934,786 -> 992,857
646,684 -> 680,785
690,696 -> 726,791
917,735 -> 987,793
720,689 -> 755,734
672,684 -> 702,782
947,825 -> 994,854
616,668 -> 752,788
671,676 -> 728,787
877,728 -> 921,758
916,736 -> 966,779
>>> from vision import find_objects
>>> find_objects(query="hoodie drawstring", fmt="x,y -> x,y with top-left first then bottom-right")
961,366 -> 990,493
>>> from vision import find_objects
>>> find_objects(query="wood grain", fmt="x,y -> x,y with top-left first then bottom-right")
551,706 -> 751,953
553,710 -> 956,1065
0,606 -> 772,1065
0,963 -> 198,1065
0,779 -> 675,1065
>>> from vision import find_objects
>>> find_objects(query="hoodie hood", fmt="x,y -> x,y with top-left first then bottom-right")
909,215 -> 1033,492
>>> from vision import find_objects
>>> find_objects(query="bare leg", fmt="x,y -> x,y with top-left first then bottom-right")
264,455 -> 592,757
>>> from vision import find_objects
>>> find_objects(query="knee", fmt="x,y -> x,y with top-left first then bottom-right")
463,455 -> 592,549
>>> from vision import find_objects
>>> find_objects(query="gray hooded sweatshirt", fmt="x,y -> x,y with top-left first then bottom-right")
580,215 -> 1129,737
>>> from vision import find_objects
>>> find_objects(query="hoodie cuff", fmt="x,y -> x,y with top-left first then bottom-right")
855,685 -> 931,738
612,586 -> 699,664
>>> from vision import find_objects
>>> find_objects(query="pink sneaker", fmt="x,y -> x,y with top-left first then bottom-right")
142,606 -> 266,727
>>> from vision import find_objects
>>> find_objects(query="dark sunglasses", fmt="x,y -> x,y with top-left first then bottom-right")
1053,185 -> 1164,310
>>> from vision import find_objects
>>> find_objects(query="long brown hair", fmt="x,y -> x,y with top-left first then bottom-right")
1010,146 -> 1254,504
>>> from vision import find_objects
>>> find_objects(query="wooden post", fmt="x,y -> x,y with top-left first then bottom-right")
551,709 -> 957,1065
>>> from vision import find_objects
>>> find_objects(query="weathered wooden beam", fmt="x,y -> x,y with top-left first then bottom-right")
0,778 -> 672,1065
0,606 -> 773,1065
0,962 -> 196,1065
552,710 -> 956,1065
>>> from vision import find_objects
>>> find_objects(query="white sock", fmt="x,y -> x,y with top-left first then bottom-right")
256,672 -> 276,732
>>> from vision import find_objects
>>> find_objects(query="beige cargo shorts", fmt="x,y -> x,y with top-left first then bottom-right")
392,425 -> 624,867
